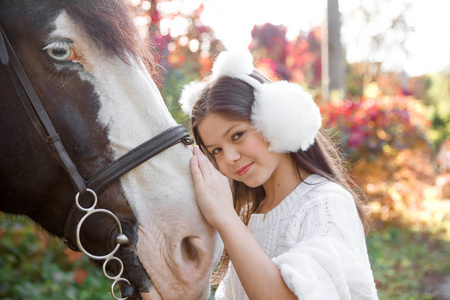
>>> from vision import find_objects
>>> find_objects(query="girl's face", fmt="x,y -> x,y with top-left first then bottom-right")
198,113 -> 291,188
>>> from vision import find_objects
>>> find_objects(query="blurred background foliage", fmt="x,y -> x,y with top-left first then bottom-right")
1,0 -> 450,299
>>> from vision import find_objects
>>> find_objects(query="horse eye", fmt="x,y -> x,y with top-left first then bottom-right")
44,40 -> 77,61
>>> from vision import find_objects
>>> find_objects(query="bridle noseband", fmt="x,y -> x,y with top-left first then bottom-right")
0,25 -> 193,299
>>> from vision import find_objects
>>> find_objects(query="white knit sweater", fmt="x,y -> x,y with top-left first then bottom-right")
215,174 -> 378,300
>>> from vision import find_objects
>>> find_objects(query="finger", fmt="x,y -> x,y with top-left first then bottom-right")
194,145 -> 207,161
193,145 -> 202,155
190,155 -> 205,183
193,146 -> 218,177
196,152 -> 215,176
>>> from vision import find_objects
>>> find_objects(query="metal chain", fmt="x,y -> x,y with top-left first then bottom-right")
75,189 -> 131,300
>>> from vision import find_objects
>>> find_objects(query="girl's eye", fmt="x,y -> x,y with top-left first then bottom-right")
44,40 -> 77,62
212,148 -> 222,155
232,132 -> 244,141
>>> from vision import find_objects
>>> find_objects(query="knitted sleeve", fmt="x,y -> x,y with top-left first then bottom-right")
272,190 -> 378,299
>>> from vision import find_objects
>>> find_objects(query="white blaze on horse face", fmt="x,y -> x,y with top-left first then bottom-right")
50,11 -> 222,299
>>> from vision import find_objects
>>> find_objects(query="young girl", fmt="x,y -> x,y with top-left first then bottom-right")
180,50 -> 378,299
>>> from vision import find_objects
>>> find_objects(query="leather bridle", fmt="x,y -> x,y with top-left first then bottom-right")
0,25 -> 193,299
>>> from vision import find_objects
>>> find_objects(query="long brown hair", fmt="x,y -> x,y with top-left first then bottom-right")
190,70 -> 371,284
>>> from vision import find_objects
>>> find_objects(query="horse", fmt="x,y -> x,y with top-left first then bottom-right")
0,0 -> 222,299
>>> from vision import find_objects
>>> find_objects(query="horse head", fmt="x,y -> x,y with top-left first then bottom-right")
0,0 -> 222,299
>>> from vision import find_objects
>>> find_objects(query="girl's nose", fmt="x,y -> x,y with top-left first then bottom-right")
224,148 -> 240,164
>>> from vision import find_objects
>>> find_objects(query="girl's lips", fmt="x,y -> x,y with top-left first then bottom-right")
237,163 -> 253,176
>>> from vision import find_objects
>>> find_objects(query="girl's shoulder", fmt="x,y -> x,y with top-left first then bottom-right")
290,174 -> 357,218
284,176 -> 364,245
298,174 -> 353,202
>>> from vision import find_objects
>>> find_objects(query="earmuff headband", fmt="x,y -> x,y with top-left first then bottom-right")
179,50 -> 322,152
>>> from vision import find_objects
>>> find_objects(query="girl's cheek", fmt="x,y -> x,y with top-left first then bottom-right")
216,160 -> 226,174
244,141 -> 264,155
218,162 -> 234,179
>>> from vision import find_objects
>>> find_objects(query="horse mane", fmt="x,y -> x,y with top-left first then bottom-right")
60,0 -> 159,78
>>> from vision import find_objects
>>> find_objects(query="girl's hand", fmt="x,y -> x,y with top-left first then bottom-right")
190,145 -> 236,229
191,146 -> 296,300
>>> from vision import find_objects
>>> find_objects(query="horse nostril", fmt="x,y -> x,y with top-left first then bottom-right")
181,237 -> 199,261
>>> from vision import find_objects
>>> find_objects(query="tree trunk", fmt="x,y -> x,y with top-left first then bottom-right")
327,0 -> 346,96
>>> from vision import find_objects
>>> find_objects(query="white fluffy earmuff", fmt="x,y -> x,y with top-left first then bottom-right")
252,81 -> 322,152
179,81 -> 207,116
211,50 -> 254,78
